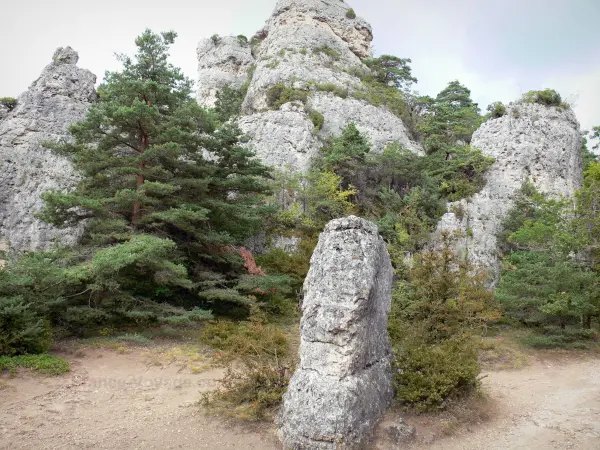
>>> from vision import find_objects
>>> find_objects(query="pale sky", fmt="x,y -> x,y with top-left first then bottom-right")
1,0 -> 598,131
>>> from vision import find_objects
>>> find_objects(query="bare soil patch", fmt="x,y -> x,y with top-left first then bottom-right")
1,344 -> 599,449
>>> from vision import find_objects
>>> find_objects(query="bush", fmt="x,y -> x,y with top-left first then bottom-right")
201,361 -> 291,421
266,84 -> 308,109
199,314 -> 295,421
346,8 -> 357,19
522,89 -> 566,108
0,97 -> 16,111
312,46 -> 341,60
393,337 -> 480,411
313,82 -> 349,99
486,101 -> 506,119
236,35 -> 248,45
308,109 -> 325,132
210,34 -> 221,45
0,354 -> 69,375
0,296 -> 51,356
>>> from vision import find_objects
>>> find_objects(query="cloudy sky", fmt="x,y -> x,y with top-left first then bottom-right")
1,0 -> 598,131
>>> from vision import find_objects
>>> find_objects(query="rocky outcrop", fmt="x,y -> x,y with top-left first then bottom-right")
196,36 -> 255,108
278,216 -> 394,449
0,47 -> 97,251
437,102 -> 583,279
197,0 -> 422,173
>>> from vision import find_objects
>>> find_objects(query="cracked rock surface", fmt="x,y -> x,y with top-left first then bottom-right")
278,216 -> 394,449
436,102 -> 582,280
0,47 -> 97,251
196,0 -> 421,173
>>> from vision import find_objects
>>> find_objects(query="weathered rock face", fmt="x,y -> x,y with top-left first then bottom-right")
278,216 -> 394,449
196,36 -> 255,108
197,0 -> 422,172
437,102 -> 583,279
0,47 -> 97,251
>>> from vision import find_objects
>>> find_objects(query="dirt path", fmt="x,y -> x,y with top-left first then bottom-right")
0,348 -> 279,449
407,353 -> 600,450
1,347 -> 599,449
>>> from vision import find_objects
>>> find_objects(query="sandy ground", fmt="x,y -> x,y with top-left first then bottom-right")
1,347 -> 599,449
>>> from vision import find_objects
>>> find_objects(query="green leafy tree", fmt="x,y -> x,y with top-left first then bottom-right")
363,55 -> 418,91
40,30 -> 277,316
419,80 -> 483,154
496,184 -> 600,330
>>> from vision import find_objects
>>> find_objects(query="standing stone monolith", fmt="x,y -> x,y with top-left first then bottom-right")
0,47 -> 97,251
278,216 -> 394,449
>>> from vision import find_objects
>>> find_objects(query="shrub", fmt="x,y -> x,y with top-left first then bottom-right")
522,89 -> 566,108
308,109 -> 325,132
266,84 -> 308,109
210,34 -> 221,45
0,97 -> 16,111
346,8 -> 357,19
0,296 -> 51,356
0,354 -> 69,375
199,313 -> 295,421
313,82 -> 349,99
393,336 -> 480,411
201,360 -> 291,421
486,101 -> 506,119
312,46 -> 341,60
236,35 -> 248,45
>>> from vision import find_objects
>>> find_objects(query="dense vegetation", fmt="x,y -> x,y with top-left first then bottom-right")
1,27 -> 598,419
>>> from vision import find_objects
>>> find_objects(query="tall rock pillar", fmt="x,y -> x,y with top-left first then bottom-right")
279,216 -> 394,449
0,47 -> 97,251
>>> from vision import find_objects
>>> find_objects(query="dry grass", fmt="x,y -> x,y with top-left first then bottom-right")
478,336 -> 530,371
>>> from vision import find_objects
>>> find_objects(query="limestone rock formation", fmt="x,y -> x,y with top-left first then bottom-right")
0,104 -> 9,121
437,102 -> 583,278
196,36 -> 255,108
278,216 -> 394,449
197,0 -> 422,172
0,47 -> 97,251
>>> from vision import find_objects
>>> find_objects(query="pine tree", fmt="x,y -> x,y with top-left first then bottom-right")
40,30 -> 277,315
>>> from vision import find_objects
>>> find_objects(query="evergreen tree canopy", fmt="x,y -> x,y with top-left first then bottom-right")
418,80 -> 483,154
40,30 -> 278,315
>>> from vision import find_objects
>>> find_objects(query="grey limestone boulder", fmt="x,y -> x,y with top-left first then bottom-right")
0,47 -> 97,251
436,102 -> 583,280
278,216 -> 394,449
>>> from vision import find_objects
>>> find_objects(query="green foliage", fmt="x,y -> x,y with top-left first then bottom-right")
265,84 -> 308,109
393,336 -> 480,411
345,8 -> 356,19
0,296 -> 51,356
389,236 -> 495,410
214,85 -> 244,123
0,354 -> 70,375
574,161 -> 600,269
0,97 -> 17,111
312,46 -> 341,60
236,35 -> 248,45
308,109 -> 325,132
496,183 -> 600,330
200,313 -> 294,420
522,89 -> 567,108
0,29 -> 281,339
419,80 -> 483,154
312,82 -> 348,99
486,101 -> 506,119
520,327 -> 596,349
363,55 -> 418,91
